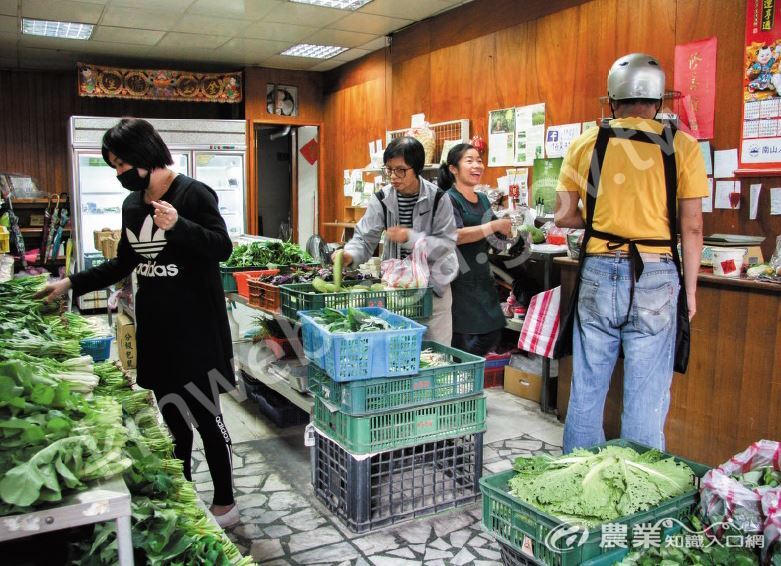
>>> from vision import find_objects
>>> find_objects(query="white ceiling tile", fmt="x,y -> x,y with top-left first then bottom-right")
18,46 -> 79,68
173,14 -> 251,36
263,3 -> 347,27
146,45 -> 238,64
18,33 -> 85,48
100,6 -> 183,31
261,54 -> 321,70
189,0 -> 282,20
90,26 -> 164,45
240,21 -> 315,42
359,0 -> 453,20
0,0 -> 17,16
331,12 -> 412,36
0,14 -> 16,33
157,31 -> 229,49
332,47 -> 370,62
218,37 -> 288,59
21,0 -> 106,24
309,59 -> 344,72
357,36 -> 388,51
110,0 -> 194,11
0,56 -> 19,69
0,30 -> 16,47
305,28 -> 375,48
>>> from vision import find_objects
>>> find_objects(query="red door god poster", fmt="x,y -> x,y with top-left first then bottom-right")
739,0 -> 781,174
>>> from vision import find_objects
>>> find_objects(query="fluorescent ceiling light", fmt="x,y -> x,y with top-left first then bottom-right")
22,18 -> 94,40
281,44 -> 349,59
289,0 -> 373,10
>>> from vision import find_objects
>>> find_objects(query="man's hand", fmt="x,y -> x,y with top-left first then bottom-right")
33,278 -> 72,303
386,226 -> 409,243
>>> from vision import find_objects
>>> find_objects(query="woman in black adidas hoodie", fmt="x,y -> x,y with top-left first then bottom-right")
37,118 -> 239,527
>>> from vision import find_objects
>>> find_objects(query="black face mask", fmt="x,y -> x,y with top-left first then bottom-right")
117,168 -> 150,192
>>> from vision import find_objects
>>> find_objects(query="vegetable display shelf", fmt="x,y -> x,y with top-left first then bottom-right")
312,428 -> 483,533
307,341 -> 484,415
480,439 -> 710,566
0,476 -> 133,566
280,281 -> 433,321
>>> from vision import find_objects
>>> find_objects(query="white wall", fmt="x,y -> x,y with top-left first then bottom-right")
296,126 -> 318,246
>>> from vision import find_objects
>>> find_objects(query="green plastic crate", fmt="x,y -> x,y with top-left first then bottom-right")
308,341 -> 484,415
280,281 -> 433,320
313,393 -> 487,454
480,439 -> 710,566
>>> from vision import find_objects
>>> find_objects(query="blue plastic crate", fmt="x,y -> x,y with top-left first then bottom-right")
299,307 -> 426,382
80,336 -> 113,362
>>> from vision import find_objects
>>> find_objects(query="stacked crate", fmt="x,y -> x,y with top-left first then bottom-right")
299,307 -> 487,533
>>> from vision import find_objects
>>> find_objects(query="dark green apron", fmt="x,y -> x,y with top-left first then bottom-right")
448,188 -> 506,334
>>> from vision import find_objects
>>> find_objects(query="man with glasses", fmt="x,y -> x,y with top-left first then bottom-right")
337,136 -> 458,344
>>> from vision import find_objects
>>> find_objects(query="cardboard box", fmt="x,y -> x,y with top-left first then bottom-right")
116,313 -> 136,369
504,366 -> 542,403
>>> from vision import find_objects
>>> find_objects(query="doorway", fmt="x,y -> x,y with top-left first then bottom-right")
256,125 -> 294,239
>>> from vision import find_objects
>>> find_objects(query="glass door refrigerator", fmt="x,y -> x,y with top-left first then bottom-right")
69,116 -> 246,311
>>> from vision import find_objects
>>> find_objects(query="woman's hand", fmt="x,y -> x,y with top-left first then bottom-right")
33,278 -> 71,303
333,250 -> 353,266
151,200 -> 178,230
386,226 -> 410,243
491,218 -> 513,237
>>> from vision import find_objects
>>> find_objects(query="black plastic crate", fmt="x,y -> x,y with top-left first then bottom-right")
242,371 -> 309,428
312,429 -> 483,533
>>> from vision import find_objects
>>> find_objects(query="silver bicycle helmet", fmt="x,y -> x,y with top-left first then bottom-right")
607,53 -> 665,100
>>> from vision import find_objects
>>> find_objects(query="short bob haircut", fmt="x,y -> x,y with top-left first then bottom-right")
101,118 -> 173,170
383,136 -> 425,178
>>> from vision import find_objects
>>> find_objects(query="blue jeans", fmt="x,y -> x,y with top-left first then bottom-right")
563,255 -> 679,453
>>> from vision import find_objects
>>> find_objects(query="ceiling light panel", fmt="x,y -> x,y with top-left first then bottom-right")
289,0 -> 372,10
281,43 -> 348,59
22,18 -> 94,40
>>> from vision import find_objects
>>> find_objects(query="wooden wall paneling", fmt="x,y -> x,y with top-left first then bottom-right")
428,40 -> 475,125
468,34 -> 500,148
391,54 -> 432,130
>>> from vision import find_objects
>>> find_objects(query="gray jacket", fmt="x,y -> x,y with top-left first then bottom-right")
344,177 -> 458,296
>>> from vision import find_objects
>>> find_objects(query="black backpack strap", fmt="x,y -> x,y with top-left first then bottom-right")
432,188 -> 446,218
375,190 -> 388,229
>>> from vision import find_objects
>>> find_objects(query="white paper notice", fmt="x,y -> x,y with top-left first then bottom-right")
750,184 -> 762,220
343,170 -> 352,196
514,103 -> 546,166
715,180 -> 740,209
744,121 -> 760,139
699,141 -> 713,175
771,188 -> 781,215
582,121 -> 598,132
545,123 -> 582,158
375,139 -> 383,153
702,178 -> 713,213
713,149 -> 739,179
488,108 -> 516,166
411,113 -> 425,128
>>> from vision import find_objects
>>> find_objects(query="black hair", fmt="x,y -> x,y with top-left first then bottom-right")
437,143 -> 477,190
101,118 -> 173,170
383,136 -> 425,177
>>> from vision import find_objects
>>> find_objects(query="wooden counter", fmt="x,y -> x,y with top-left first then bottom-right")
554,257 -> 781,467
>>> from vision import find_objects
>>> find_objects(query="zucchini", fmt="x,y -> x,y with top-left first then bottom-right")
333,249 -> 344,289
311,277 -> 330,293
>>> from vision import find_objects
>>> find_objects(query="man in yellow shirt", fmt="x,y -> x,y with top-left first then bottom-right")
554,53 -> 707,452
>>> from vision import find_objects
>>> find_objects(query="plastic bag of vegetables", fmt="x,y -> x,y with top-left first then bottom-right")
381,239 -> 429,289
700,440 -> 781,539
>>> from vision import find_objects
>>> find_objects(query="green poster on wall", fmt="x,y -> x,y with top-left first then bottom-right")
532,158 -> 563,214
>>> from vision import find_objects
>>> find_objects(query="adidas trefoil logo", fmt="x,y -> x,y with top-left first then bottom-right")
127,215 -> 167,259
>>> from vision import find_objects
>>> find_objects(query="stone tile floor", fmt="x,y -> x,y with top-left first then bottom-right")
193,431 -> 561,565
